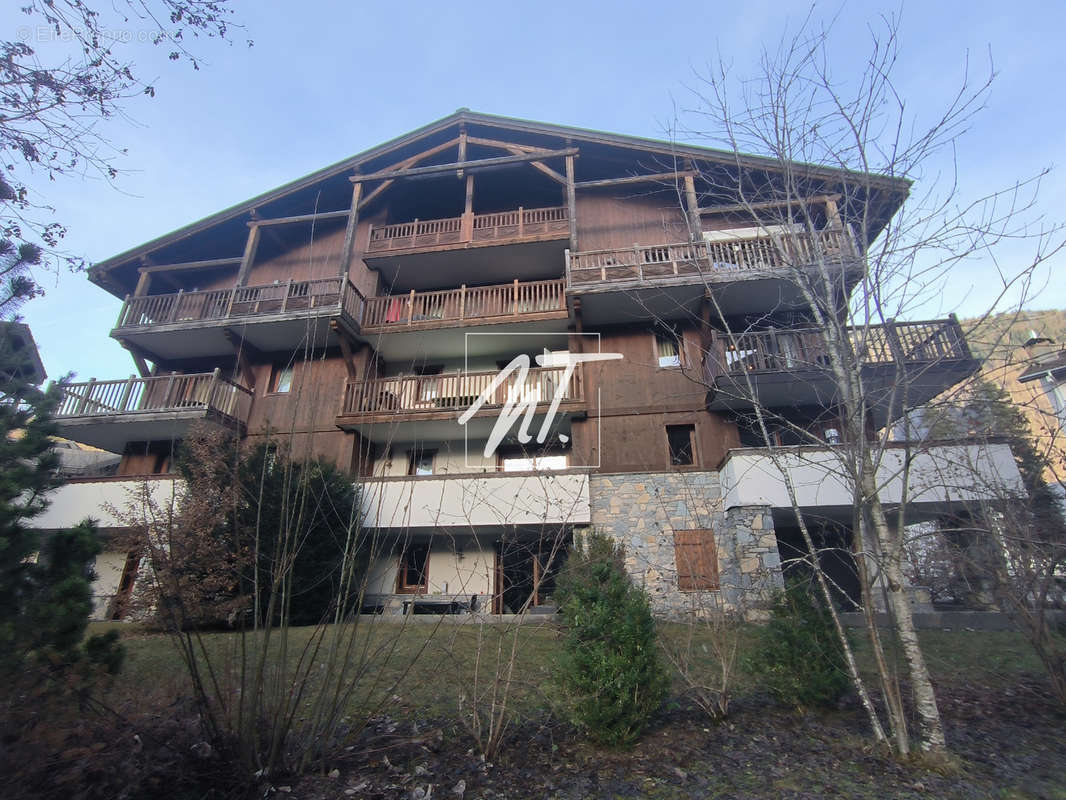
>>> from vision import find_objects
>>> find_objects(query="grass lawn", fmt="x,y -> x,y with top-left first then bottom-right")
82,619 -> 1064,800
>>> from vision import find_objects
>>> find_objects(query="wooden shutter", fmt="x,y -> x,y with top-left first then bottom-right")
673,530 -> 719,591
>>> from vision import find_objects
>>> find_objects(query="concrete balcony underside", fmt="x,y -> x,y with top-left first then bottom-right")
34,476 -> 179,530
360,470 -> 591,529
719,442 -> 1024,523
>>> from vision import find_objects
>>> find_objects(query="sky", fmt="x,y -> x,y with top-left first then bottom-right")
8,0 -> 1066,382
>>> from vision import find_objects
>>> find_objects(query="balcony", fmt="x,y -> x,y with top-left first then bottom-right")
337,365 -> 585,442
718,441 -> 1023,518
364,207 -> 571,293
366,206 -> 569,256
360,470 -> 591,529
705,318 -> 978,426
362,278 -> 568,335
53,372 -> 253,452
565,228 -> 859,323
112,277 -> 364,361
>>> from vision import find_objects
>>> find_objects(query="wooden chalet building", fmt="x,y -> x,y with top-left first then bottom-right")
36,110 -> 1021,618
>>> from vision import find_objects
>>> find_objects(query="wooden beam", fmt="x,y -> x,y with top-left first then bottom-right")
477,138 -> 569,185
465,135 -> 541,153
223,329 -> 260,389
528,160 -> 568,185
350,148 -> 579,183
339,181 -> 363,279
357,179 -> 393,210
235,224 -> 261,287
372,136 -> 460,176
137,257 -> 243,275
565,154 -> 578,251
249,209 -> 351,228
573,170 -> 695,190
118,339 -> 154,377
335,327 -> 358,379
696,193 -> 842,216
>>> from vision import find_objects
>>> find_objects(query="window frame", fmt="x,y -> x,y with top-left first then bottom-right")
407,448 -> 437,476
397,542 -> 430,593
665,423 -> 697,467
673,529 -> 720,591
269,363 -> 295,394
653,329 -> 683,369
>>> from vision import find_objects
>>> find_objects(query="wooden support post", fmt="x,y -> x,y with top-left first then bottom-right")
134,270 -> 151,298
340,179 -> 363,279
461,174 -> 474,241
825,196 -> 842,229
565,154 -> 578,252
684,174 -> 701,241
456,126 -> 467,179
336,329 -> 358,379
235,223 -> 261,287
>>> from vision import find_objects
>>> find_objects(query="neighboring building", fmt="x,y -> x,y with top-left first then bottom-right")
38,111 -> 1022,618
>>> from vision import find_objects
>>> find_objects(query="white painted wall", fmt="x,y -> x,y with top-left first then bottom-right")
34,478 -> 180,529
361,471 -> 590,528
719,443 -> 1024,510
363,537 -> 496,597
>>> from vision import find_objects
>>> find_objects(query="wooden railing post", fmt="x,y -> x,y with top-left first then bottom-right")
459,284 -> 466,320
208,367 -> 220,411
408,289 -> 416,326
172,289 -> 184,322
883,318 -> 906,364
74,378 -> 96,415
117,375 -> 136,412
517,206 -> 524,237
512,279 -> 519,315
164,371 -> 177,408
633,245 -> 642,282
117,295 -> 130,328
281,278 -> 292,312
411,219 -> 419,248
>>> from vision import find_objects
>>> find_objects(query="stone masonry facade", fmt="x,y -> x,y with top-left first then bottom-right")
587,471 -> 783,618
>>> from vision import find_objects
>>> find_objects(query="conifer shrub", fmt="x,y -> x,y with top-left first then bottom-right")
553,531 -> 668,746
747,579 -> 849,708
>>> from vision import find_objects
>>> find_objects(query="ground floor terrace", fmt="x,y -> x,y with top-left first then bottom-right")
37,439 -> 1024,620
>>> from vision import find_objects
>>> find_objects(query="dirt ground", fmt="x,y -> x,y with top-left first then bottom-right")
278,677 -> 1065,800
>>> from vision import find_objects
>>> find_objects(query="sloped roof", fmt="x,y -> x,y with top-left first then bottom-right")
88,109 -> 911,296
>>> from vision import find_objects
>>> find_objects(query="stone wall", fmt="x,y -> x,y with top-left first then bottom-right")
588,471 -> 783,617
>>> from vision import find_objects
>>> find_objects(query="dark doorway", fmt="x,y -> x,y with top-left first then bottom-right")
774,518 -> 861,609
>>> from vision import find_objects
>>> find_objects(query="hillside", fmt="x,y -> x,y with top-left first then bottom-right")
959,308 -> 1066,365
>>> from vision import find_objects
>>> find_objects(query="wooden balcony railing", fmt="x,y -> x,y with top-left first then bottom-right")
361,278 -> 566,332
115,277 -> 364,331
704,318 -> 970,380
340,365 -> 583,417
366,205 -> 569,253
55,371 -> 253,422
566,228 -> 857,287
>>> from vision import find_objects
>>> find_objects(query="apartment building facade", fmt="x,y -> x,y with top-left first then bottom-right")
39,111 -> 1022,618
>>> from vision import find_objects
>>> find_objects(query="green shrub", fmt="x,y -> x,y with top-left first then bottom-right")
747,579 -> 848,708
553,531 -> 668,746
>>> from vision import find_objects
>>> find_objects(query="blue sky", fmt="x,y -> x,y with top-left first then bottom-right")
10,0 -> 1066,381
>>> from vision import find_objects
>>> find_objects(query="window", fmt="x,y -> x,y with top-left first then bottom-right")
502,453 -> 568,472
270,364 -> 294,393
416,365 -> 443,402
398,542 -> 430,593
823,427 -> 842,445
674,530 -> 719,590
666,424 -> 696,466
408,448 -> 436,476
655,330 -> 681,368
